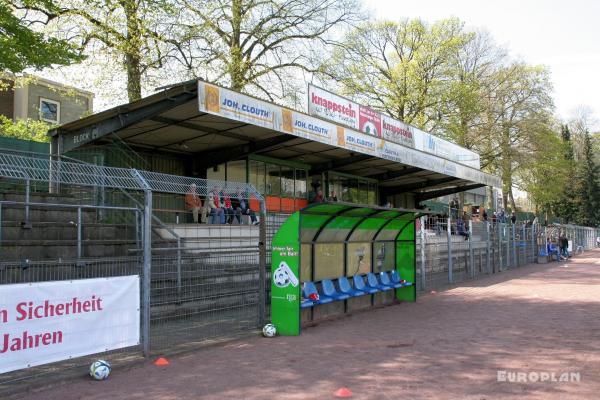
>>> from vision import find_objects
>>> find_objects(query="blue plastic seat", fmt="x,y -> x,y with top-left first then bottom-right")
303,281 -> 333,305
391,270 -> 413,287
322,279 -> 351,300
337,276 -> 365,297
367,272 -> 392,291
353,274 -> 378,294
380,271 -> 402,289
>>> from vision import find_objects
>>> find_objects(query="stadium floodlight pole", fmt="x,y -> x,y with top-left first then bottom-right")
131,169 -> 152,357
420,216 -> 426,290
447,216 -> 453,283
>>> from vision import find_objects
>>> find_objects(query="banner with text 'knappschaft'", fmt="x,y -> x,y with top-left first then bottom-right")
0,276 -> 140,374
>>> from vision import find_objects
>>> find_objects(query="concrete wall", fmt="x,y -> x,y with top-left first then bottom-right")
26,82 -> 92,124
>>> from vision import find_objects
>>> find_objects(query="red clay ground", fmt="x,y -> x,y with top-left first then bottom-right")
17,250 -> 600,400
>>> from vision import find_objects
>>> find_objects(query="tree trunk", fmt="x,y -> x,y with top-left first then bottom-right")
229,0 -> 244,91
124,0 -> 142,102
125,53 -> 142,101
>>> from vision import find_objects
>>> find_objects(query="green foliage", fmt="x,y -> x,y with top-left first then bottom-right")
0,115 -> 51,142
573,132 -> 600,226
0,0 -> 83,72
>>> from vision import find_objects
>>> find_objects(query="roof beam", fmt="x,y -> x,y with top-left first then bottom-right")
416,184 -> 486,202
309,154 -> 374,175
150,116 -> 252,143
366,167 -> 423,181
385,177 -> 461,194
194,134 -> 298,168
51,87 -> 198,154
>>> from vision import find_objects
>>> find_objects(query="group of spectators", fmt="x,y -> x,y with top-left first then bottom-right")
185,184 -> 258,225
546,234 -> 570,261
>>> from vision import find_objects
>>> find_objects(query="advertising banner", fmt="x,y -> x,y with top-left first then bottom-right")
281,109 -> 335,146
197,81 -> 500,188
337,128 -> 379,156
359,106 -> 382,137
271,213 -> 300,336
308,84 -> 359,130
199,82 -> 280,130
381,115 -> 415,148
0,276 -> 140,374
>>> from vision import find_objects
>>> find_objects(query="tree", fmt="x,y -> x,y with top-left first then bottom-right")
12,0 -> 182,101
521,124 -> 573,217
0,0 -> 82,72
322,18 -> 470,130
573,131 -> 600,226
177,0 -> 361,101
477,63 -> 555,211
0,115 -> 52,142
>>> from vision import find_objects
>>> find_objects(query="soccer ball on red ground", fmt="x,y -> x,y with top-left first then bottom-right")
262,323 -> 277,338
90,359 -> 111,380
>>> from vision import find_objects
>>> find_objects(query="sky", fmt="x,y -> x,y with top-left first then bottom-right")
364,0 -> 600,128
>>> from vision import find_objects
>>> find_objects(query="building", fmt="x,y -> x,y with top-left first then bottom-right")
48,79 -> 501,212
0,74 -> 94,125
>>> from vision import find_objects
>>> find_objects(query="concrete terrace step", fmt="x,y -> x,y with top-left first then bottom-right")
0,239 -> 138,260
0,222 -> 136,241
0,191 -> 82,204
155,224 -> 260,254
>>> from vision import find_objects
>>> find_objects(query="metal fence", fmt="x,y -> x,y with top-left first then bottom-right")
1,151 -> 599,394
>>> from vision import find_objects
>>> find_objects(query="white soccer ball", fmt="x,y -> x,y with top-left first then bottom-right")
90,359 -> 111,380
262,323 -> 277,338
273,267 -> 291,288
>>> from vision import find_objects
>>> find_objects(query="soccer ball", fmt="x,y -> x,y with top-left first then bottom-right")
273,266 -> 291,288
262,323 -> 277,338
90,360 -> 111,380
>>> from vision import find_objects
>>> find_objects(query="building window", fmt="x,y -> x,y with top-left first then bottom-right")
39,98 -> 60,123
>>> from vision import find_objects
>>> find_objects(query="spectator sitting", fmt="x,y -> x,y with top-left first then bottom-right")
233,188 -> 258,225
205,186 -> 225,224
546,238 -> 562,261
185,183 -> 202,223
328,190 -> 338,202
312,189 -> 325,203
223,192 -> 235,224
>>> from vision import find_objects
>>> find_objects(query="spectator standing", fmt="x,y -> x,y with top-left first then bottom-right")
482,208 -> 488,222
185,184 -> 202,223
511,212 -> 517,224
328,190 -> 338,202
559,233 -> 569,258
449,197 -> 459,220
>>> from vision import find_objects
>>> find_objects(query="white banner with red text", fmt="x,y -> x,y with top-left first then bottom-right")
0,276 -> 140,374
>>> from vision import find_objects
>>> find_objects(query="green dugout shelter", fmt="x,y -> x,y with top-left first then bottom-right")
271,202 -> 428,336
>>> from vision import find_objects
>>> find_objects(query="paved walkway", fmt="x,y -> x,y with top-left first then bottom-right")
19,250 -> 600,399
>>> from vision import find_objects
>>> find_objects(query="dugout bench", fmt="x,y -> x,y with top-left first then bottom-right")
271,202 -> 428,336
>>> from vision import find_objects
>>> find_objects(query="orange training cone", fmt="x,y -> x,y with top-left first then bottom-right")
334,387 -> 353,398
154,357 -> 170,366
